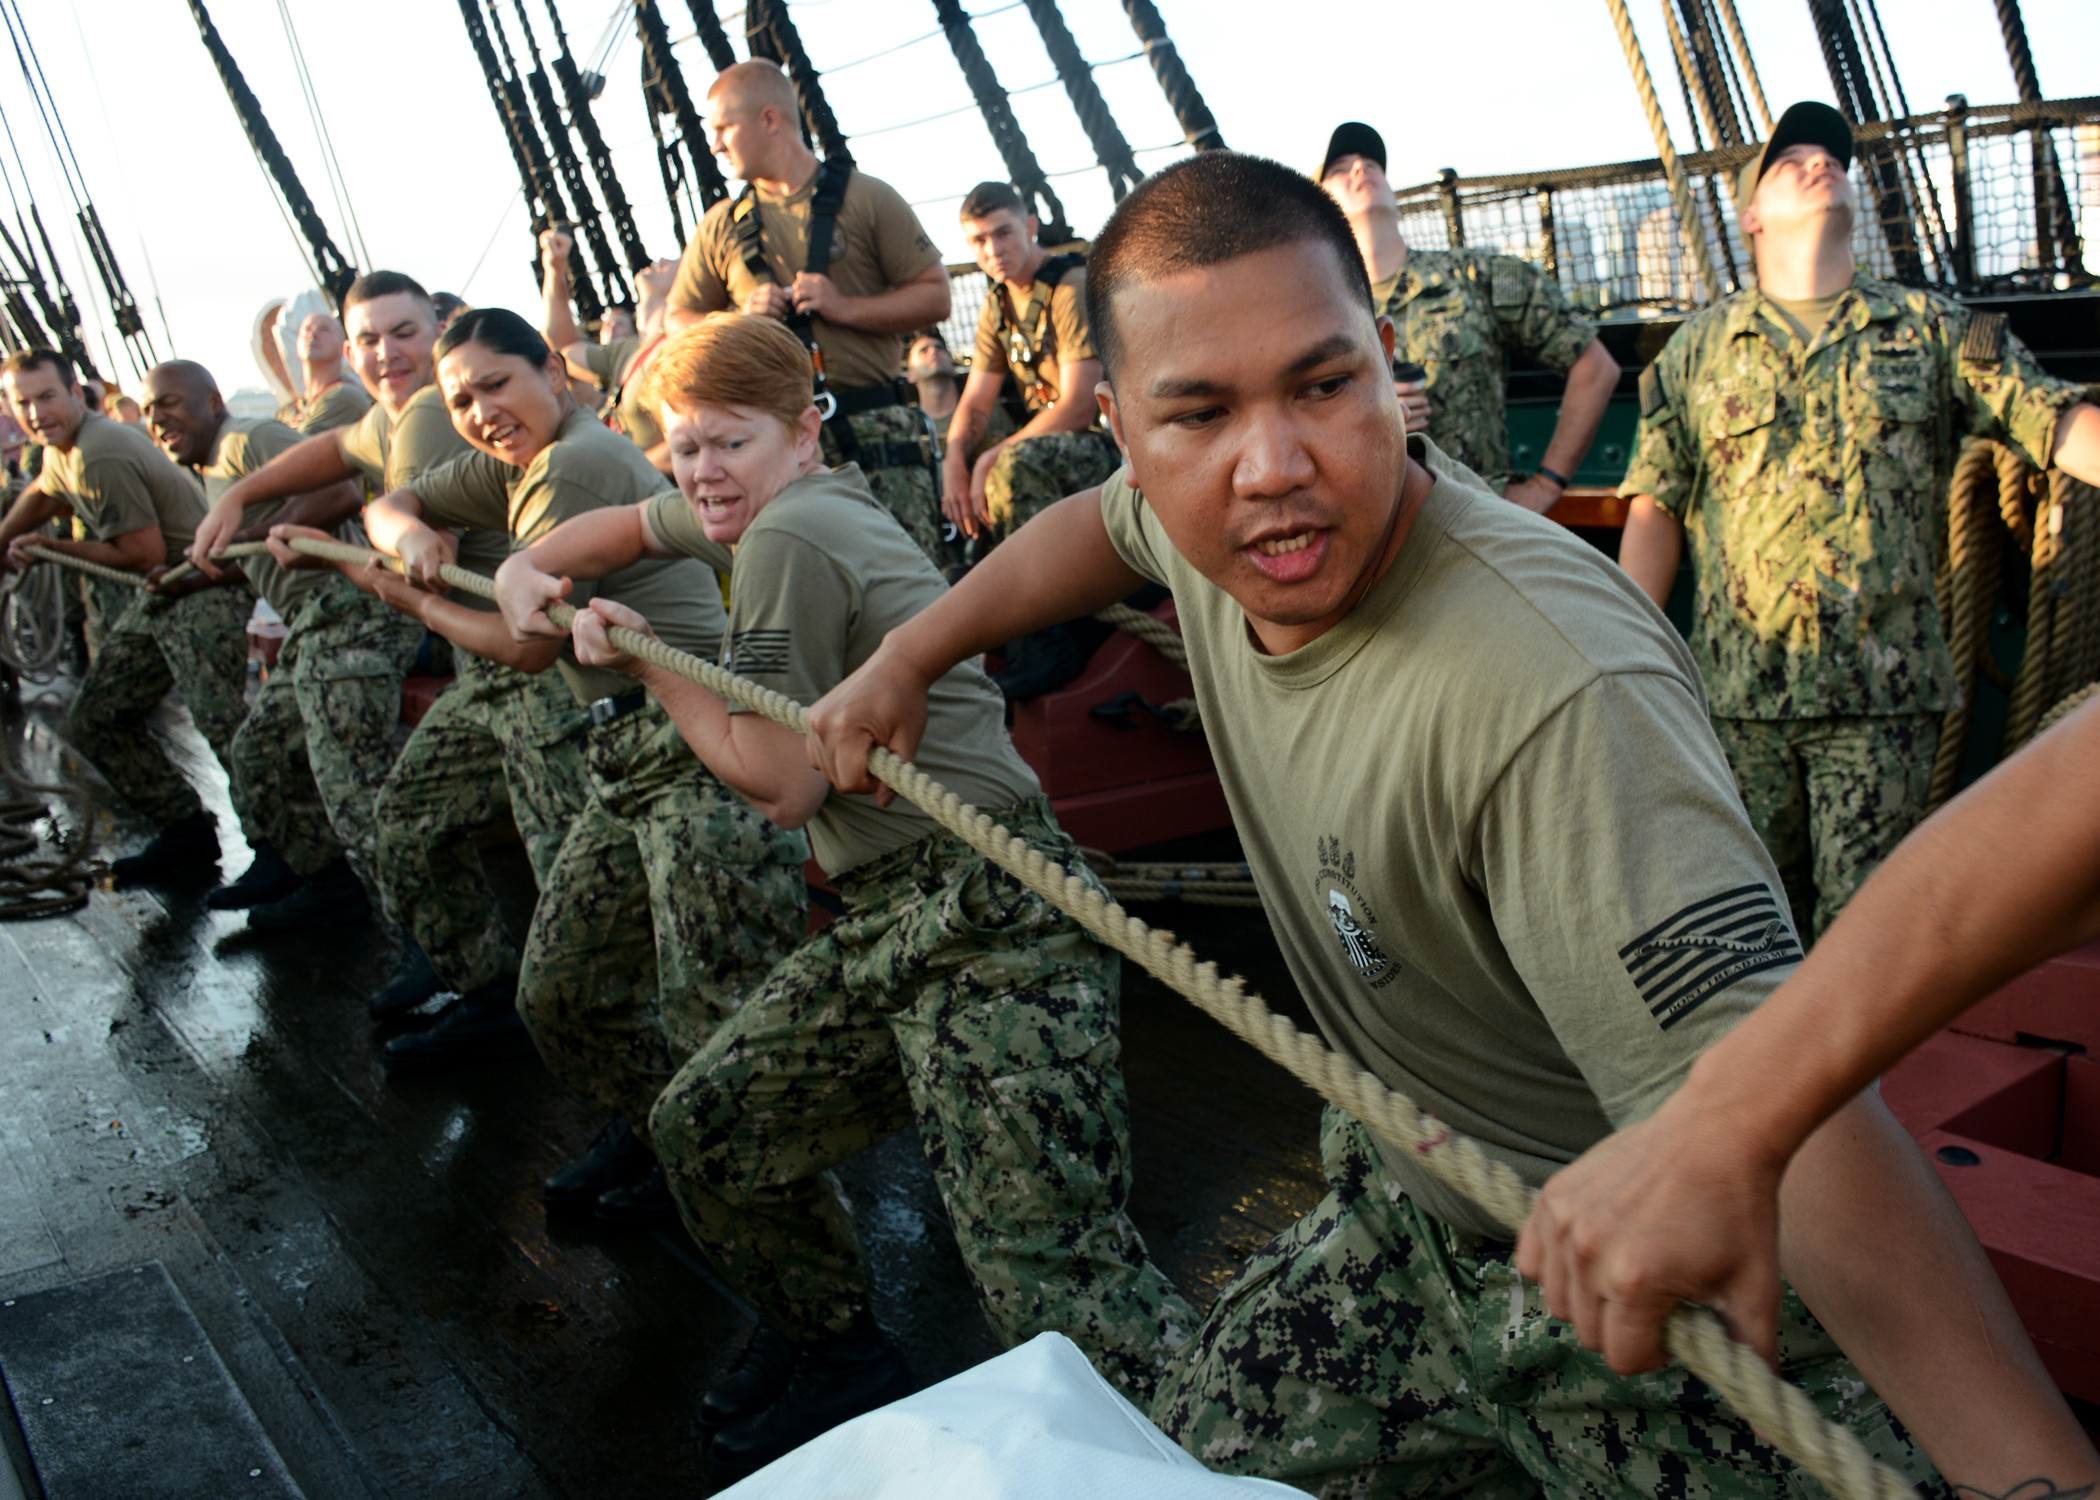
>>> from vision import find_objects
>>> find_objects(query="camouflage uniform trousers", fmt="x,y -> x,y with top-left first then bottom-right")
1709,712 -> 1939,942
228,574 -> 423,882
1153,1107 -> 1939,1500
648,796 -> 1196,1403
985,429 -> 1122,542
65,583 -> 251,828
818,402 -> 945,565
517,698 -> 808,1136
372,653 -> 590,994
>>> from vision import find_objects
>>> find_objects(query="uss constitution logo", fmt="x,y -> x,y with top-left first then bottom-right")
1314,835 -> 1398,989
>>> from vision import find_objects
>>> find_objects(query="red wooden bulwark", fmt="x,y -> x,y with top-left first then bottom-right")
1552,486 -> 1629,529
1004,598 -> 1230,853
1884,941 -> 2100,1402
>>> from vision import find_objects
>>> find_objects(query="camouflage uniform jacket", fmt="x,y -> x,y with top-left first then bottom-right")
1383,248 -> 1595,489
1620,275 -> 2085,719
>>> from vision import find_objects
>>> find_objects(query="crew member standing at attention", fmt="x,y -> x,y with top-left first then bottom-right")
186,272 -> 473,934
282,312 -> 374,436
1319,122 -> 1620,511
539,228 -> 679,474
1620,101 -> 2100,940
0,349 -> 251,886
666,59 -> 951,564
941,181 -> 1120,546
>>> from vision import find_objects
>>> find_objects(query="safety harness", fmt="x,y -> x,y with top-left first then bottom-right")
728,159 -> 922,470
991,251 -> 1085,414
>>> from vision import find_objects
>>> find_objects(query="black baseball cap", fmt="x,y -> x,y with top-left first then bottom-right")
1737,100 -> 1853,205
1317,122 -> 1386,182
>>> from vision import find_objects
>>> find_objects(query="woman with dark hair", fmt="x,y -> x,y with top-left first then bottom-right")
288,306 -> 809,1226
495,311 -> 1189,1483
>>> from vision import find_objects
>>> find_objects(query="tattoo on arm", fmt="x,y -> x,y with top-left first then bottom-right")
956,406 -> 990,460
1955,1481 -> 2097,1500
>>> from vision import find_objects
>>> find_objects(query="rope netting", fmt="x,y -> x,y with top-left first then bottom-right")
1389,96 -> 2099,317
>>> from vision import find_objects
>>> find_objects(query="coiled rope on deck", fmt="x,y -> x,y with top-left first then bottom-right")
29,532 -> 1917,1500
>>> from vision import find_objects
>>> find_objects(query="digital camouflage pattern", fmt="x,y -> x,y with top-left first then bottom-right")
984,431 -> 1122,542
65,584 -> 251,827
228,573 -> 423,880
517,701 -> 807,1135
1621,276 -> 2087,720
818,404 -> 944,565
373,654 -> 590,994
1385,249 -> 1596,490
1709,712 -> 1938,941
1154,1108 -> 1939,1500
648,797 -> 1194,1402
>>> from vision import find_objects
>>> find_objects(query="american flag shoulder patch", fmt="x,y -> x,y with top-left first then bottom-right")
1618,885 -> 1802,1030
726,628 -> 791,677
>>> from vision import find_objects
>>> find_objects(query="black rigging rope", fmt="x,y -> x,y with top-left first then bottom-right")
684,1 -> 738,73
508,0 -> 632,308
1021,0 -> 1142,202
544,0 -> 652,274
1119,0 -> 1223,152
929,0 -> 1069,241
745,0 -> 855,164
637,0 -> 728,242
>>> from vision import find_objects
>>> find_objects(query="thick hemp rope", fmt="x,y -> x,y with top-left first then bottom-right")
52,532 -> 1916,1500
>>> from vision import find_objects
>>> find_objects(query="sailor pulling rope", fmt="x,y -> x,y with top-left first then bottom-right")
23,525 -> 1904,1500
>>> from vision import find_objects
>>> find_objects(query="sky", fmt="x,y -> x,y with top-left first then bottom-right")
2,0 -> 2093,399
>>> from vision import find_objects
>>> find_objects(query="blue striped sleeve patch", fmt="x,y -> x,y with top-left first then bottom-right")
1618,885 -> 1802,1030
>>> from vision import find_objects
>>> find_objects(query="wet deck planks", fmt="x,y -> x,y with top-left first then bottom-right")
0,681 -> 1323,1498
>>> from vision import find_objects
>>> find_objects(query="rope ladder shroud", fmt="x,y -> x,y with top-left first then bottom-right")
18,532 -> 1916,1500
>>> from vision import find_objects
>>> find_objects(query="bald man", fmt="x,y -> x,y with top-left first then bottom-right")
282,313 -> 374,436
0,351 -> 252,885
666,59 -> 952,563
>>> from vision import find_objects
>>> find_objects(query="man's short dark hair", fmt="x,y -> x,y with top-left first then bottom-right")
344,271 -> 434,313
960,181 -> 1027,223
1085,152 -> 1374,384
0,347 -> 77,388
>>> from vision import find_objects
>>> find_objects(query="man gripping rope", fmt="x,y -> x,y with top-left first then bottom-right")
805,150 -> 2097,1500
0,349 -> 252,887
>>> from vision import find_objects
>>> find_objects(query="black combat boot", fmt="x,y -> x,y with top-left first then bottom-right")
593,1162 -> 680,1233
246,858 -> 369,932
381,979 -> 537,1076
369,937 -> 445,1020
110,810 -> 219,888
697,1321 -> 798,1427
204,841 -> 303,910
541,1117 -> 653,1221
704,1313 -> 913,1483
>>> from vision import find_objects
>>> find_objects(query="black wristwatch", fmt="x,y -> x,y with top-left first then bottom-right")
1535,465 -> 1572,491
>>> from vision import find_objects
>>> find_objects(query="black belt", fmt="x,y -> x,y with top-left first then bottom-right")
587,689 -> 649,728
828,380 -> 909,417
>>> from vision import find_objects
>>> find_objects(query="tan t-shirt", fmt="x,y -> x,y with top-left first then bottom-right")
668,168 -> 942,391
971,262 -> 1095,415
194,416 -> 317,614
646,465 -> 1038,876
578,335 -> 666,453
1100,436 -> 1800,1236
38,410 -> 206,555
289,380 -> 375,435
411,408 -> 723,703
339,383 -> 475,494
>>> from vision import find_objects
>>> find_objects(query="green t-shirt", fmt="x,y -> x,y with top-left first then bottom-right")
288,379 -> 375,436
338,383 -> 475,494
194,415 -> 312,614
412,408 -> 720,702
646,464 -> 1039,876
38,410 -> 206,556
578,335 -> 666,453
1100,435 -> 1798,1236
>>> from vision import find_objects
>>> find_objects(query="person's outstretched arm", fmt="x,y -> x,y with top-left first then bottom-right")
189,430 -> 358,575
805,485 -> 1142,802
1518,696 -> 2100,1372
1618,496 -> 1682,608
492,503 -> 668,643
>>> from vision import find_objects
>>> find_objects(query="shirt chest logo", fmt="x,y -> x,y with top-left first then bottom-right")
1314,835 -> 1399,990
